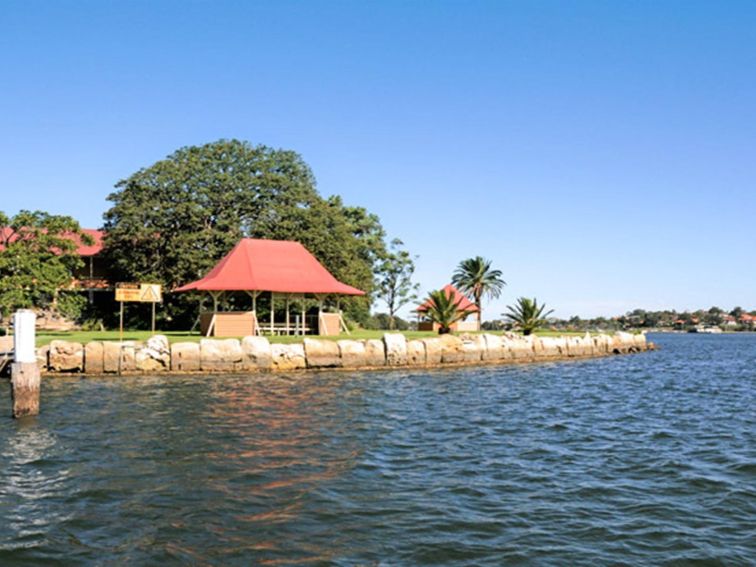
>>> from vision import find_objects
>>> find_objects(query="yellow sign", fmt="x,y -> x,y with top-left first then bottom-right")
116,283 -> 162,303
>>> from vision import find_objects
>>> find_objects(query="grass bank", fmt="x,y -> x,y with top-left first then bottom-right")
34,328 -> 589,347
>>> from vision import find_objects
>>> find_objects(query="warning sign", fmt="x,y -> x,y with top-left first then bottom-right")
116,283 -> 162,303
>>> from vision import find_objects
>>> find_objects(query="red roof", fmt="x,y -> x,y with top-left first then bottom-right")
0,227 -> 104,256
416,284 -> 479,313
175,238 -> 365,295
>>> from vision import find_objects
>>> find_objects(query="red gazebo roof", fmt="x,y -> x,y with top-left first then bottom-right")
416,284 -> 478,313
175,238 -> 365,295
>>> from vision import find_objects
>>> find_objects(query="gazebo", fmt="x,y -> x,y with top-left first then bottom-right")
175,238 -> 365,337
416,284 -> 480,332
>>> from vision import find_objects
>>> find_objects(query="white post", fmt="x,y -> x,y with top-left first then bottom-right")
13,310 -> 36,363
11,309 -> 40,418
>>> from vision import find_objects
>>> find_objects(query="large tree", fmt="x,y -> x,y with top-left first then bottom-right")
451,256 -> 506,328
103,139 -> 386,327
0,210 -> 91,319
375,239 -> 419,329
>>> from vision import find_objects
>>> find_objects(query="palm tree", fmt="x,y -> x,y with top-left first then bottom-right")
422,289 -> 477,334
451,256 -> 506,328
504,297 -> 554,336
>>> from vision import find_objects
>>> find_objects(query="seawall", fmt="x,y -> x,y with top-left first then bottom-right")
36,332 -> 652,376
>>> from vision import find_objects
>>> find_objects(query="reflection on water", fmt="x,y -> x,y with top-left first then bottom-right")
0,334 -> 754,565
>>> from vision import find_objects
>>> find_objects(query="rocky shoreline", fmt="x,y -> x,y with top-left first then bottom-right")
38,332 -> 652,376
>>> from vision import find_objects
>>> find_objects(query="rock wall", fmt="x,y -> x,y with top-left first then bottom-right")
38,332 -> 652,376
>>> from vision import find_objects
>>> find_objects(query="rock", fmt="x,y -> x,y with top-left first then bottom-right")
508,336 -> 535,360
611,332 -> 635,354
171,342 -> 200,372
364,339 -> 386,366
407,339 -> 426,366
338,340 -> 368,368
593,334 -> 611,355
119,342 -> 138,373
241,336 -> 272,371
48,340 -> 84,372
439,334 -> 464,364
304,338 -> 341,368
136,335 -> 170,372
534,337 -> 560,358
421,337 -> 443,364
36,345 -> 49,371
460,334 -> 486,362
633,333 -> 647,350
483,334 -> 506,361
200,338 -> 243,371
103,341 -> 120,373
271,343 -> 306,371
84,342 -> 104,374
383,333 -> 408,366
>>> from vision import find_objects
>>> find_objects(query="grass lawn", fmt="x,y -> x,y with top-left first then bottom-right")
35,328 -> 589,347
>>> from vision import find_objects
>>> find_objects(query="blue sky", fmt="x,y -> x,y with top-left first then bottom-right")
1,1 -> 754,319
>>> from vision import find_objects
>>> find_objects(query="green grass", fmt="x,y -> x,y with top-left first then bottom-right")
35,328 -> 589,347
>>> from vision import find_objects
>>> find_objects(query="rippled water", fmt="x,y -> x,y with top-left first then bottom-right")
0,334 -> 754,565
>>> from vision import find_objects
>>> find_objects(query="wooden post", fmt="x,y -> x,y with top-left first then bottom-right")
301,300 -> 306,336
119,301 -> 124,343
151,302 -> 156,333
10,310 -> 40,418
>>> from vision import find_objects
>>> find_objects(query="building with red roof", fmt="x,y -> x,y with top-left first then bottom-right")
416,284 -> 480,332
176,238 -> 365,337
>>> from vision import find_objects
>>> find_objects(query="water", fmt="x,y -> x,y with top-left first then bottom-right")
0,334 -> 754,565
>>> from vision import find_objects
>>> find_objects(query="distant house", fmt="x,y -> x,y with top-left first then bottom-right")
739,314 -> 756,329
416,284 -> 480,332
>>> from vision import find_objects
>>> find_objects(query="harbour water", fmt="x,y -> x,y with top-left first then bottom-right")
1,333 -> 754,565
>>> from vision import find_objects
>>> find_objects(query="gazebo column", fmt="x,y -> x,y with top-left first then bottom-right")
285,294 -> 291,335
301,297 -> 306,336
270,291 -> 275,335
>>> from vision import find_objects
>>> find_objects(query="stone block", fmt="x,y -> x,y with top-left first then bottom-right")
509,336 -> 535,360
200,338 -> 243,372
171,342 -> 200,372
383,333 -> 408,366
36,345 -> 49,371
136,335 -> 170,372
338,340 -> 368,368
634,333 -> 647,350
84,341 -> 105,374
535,337 -> 560,358
49,340 -> 84,372
241,336 -> 272,371
482,334 -> 506,361
271,343 -> 306,371
364,339 -> 386,366
407,339 -> 426,366
422,337 -> 443,365
304,338 -> 341,368
439,334 -> 465,364
460,334 -> 486,362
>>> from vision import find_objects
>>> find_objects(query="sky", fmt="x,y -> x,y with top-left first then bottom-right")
1,0 -> 755,319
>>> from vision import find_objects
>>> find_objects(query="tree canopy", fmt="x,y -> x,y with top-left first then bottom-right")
0,210 -> 91,319
103,139 -> 387,327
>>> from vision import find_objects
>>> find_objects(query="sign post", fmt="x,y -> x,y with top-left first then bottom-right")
11,310 -> 40,418
115,283 -> 163,337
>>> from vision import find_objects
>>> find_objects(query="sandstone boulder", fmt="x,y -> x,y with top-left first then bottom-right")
84,341 -> 105,374
593,334 -> 611,355
338,340 -> 368,368
439,334 -> 464,364
483,334 -> 506,361
36,345 -> 49,371
241,336 -> 272,371
534,337 -> 560,358
633,333 -> 647,350
136,335 -> 170,372
171,342 -> 200,372
200,338 -> 243,372
364,339 -> 386,366
422,337 -> 443,365
460,334 -> 486,362
49,340 -> 84,372
304,338 -> 341,368
271,343 -> 306,371
383,333 -> 408,366
508,336 -> 534,360
407,339 -> 426,366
